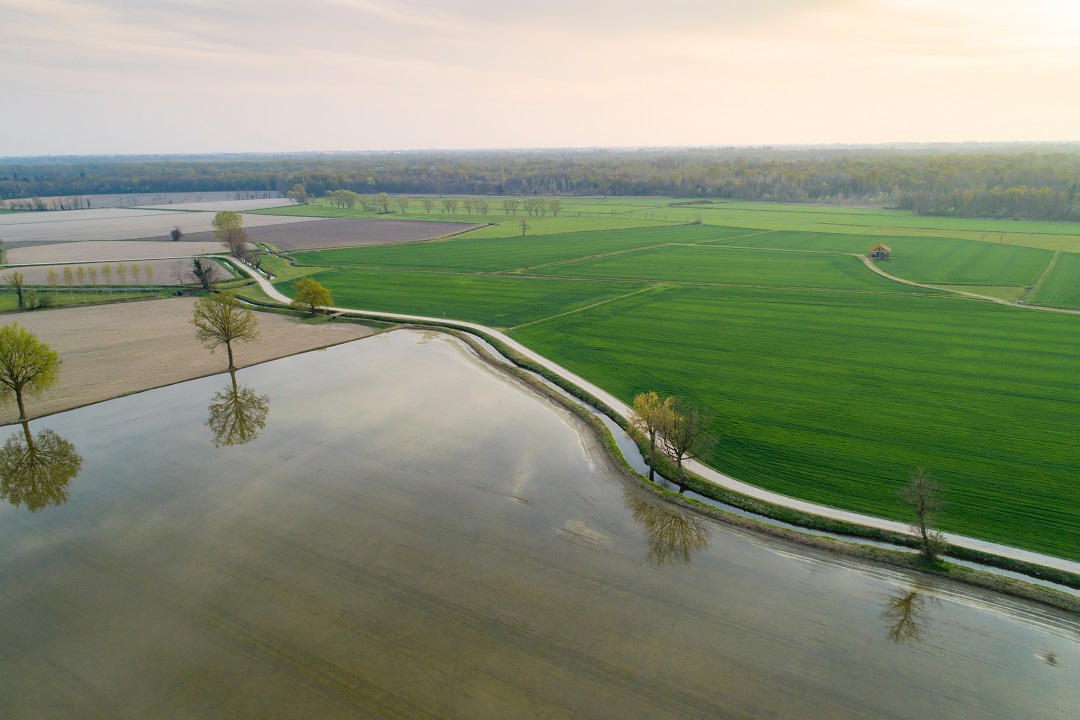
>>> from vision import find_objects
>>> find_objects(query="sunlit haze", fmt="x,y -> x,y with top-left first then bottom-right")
2,0 -> 1079,155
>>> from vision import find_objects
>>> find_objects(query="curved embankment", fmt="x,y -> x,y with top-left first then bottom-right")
230,259 -> 1080,578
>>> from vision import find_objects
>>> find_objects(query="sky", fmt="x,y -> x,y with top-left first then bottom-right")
2,0 -> 1079,156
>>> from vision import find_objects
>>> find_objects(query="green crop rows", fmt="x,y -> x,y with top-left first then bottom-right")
513,286 -> 1080,559
277,213 -> 1080,559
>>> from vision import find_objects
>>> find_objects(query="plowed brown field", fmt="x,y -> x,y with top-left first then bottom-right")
0,298 -> 379,424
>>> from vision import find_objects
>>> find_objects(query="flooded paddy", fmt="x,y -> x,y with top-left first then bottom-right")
0,208 -> 319,245
0,330 -> 1076,719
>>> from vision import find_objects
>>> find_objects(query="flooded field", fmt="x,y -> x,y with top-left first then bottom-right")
0,331 -> 1075,719
0,208 -> 319,245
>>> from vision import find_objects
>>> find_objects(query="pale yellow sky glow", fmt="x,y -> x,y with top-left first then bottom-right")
1,0 -> 1078,155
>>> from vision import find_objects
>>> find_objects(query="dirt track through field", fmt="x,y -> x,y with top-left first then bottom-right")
7,241 -> 243,264
0,299 -> 379,424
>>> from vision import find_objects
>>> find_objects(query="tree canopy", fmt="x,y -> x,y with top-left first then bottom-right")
0,323 -> 61,421
191,293 -> 261,371
212,210 -> 248,257
291,277 -> 333,314
4,146 -> 1080,221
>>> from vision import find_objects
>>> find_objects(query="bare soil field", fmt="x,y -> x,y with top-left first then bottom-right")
6,241 -> 244,265
181,217 -> 479,251
0,298 -> 380,424
10,258 -> 198,286
0,209 -> 320,244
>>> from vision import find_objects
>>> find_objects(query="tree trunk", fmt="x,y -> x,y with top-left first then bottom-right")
226,341 -> 235,371
648,432 -> 656,481
16,389 -> 27,421
677,456 -> 685,494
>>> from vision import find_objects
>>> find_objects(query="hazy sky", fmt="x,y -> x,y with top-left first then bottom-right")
2,0 -> 1079,156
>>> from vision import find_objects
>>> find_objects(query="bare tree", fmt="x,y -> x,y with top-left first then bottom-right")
900,468 -> 947,560
3,271 -> 26,310
478,198 -> 490,215
116,262 -> 127,293
144,263 -> 154,288
171,261 -> 187,288
131,263 -> 142,291
87,265 -> 98,291
658,399 -> 712,492
190,258 -> 221,292
520,219 -> 530,236
101,263 -> 113,289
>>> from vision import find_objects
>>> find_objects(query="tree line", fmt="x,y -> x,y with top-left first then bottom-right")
4,147 -> 1080,221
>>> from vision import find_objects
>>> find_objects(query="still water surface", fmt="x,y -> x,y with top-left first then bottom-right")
0,330 -> 1076,718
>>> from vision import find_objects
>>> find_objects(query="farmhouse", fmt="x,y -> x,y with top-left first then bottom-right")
868,242 -> 892,259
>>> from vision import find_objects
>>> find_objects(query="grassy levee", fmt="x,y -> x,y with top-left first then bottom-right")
1031,251 -> 1080,308
531,244 -> 940,292
277,270 -> 653,328
511,285 -> 1080,561
286,224 -> 744,272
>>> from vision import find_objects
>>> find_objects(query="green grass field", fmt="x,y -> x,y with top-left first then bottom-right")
272,208 -> 1080,559
875,240 -> 1054,286
511,286 -> 1080,559
259,196 -> 1080,250
1032,252 -> 1080,308
281,270 -> 651,328
531,245 -> 936,293
288,224 -> 746,273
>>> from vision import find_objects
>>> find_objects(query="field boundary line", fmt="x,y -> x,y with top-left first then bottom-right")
667,243 -> 855,256
1024,250 -> 1060,303
692,229 -> 774,245
509,284 -> 664,331
509,242 -> 678,273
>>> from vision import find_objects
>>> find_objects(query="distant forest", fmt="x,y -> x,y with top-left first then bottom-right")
3,145 -> 1080,222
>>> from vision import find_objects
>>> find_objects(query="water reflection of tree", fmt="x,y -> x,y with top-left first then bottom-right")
881,588 -> 935,645
0,421 -> 83,512
206,371 -> 270,448
625,490 -> 711,566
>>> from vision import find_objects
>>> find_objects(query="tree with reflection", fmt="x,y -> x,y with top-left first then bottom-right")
630,391 -> 673,482
881,588 -> 933,645
191,292 -> 261,371
0,421 -> 82,512
206,371 -> 270,447
624,490 -> 710,566
0,323 -> 61,421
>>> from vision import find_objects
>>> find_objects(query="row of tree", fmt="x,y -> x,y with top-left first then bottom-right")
629,390 -> 949,560
5,147 -> 1080,221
